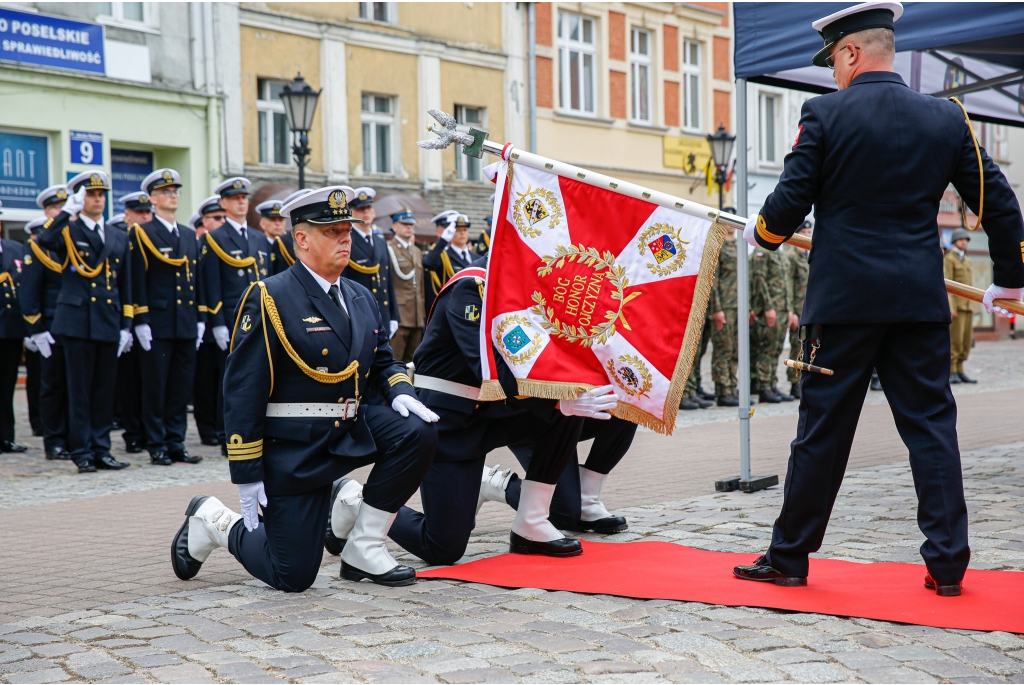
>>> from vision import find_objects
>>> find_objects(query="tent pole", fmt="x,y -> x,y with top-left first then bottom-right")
736,78 -> 752,484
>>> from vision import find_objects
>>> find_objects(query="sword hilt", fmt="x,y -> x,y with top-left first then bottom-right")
785,359 -> 834,376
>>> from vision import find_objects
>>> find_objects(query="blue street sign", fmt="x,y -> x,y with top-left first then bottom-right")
70,130 -> 103,165
0,130 -> 50,209
111,148 -> 153,215
0,7 -> 104,75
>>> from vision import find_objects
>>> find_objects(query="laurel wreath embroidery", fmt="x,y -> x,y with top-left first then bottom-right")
512,184 -> 564,240
494,314 -> 544,366
605,354 -> 653,398
530,244 -> 642,348
637,222 -> 690,278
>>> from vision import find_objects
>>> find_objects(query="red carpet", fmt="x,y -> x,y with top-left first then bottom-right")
419,541 -> 1024,632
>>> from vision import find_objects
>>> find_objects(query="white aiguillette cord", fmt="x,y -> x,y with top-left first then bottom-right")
387,243 -> 416,281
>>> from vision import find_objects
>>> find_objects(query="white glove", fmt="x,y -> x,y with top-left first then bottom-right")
743,215 -> 760,248
30,331 -> 55,358
440,217 -> 457,243
117,329 -> 133,357
213,325 -> 230,351
63,186 -> 86,216
134,323 -> 153,352
196,322 -> 206,350
23,337 -> 38,354
389,320 -> 399,338
982,284 -> 1024,318
559,384 -> 618,420
392,394 -> 440,423
237,481 -> 267,532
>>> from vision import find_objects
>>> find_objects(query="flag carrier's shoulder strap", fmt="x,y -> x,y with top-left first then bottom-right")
425,266 -> 486,325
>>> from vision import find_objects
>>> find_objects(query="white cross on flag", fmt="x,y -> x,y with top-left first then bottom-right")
479,158 -> 727,434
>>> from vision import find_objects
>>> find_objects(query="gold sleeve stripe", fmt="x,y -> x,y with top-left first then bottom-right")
755,215 -> 786,245
123,305 -> 134,318
227,435 -> 263,460
133,305 -> 150,316
22,313 -> 42,325
388,373 -> 413,387
206,302 -> 223,315
198,305 -> 209,313
347,260 -> 380,275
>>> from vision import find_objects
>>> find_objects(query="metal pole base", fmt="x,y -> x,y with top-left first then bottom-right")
715,476 -> 741,492
715,474 -> 779,493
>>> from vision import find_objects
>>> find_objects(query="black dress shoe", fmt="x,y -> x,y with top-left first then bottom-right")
694,397 -> 713,409
696,388 -> 716,401
200,436 -> 221,446
551,515 -> 628,534
957,372 -> 977,384
124,440 -> 143,454
0,441 -> 28,453
509,531 -> 583,557
733,555 -> 806,586
924,573 -> 962,596
111,419 -> 121,430
77,461 -> 97,474
341,561 -> 416,587
46,448 -> 72,461
790,384 -> 801,400
32,427 -> 44,437
758,390 -> 782,404
773,387 -> 795,402
151,451 -> 173,466
679,397 -> 701,410
96,454 -> 130,470
172,495 -> 208,580
949,373 -> 961,385
220,444 -> 228,457
325,478 -> 348,556
717,394 -> 739,407
169,449 -> 203,464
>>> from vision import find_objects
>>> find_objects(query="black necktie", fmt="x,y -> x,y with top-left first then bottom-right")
328,284 -> 349,320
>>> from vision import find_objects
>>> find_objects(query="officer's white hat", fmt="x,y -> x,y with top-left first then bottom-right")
256,200 -> 284,218
281,186 -> 364,226
68,170 -> 111,193
431,209 -> 459,225
197,195 -> 223,215
141,168 -> 182,194
118,191 -> 153,211
215,177 -> 251,198
811,2 -> 903,68
454,214 -> 471,229
36,184 -> 69,209
24,216 -> 47,235
350,187 -> 376,209
282,189 -> 313,206
109,213 -> 126,226
189,212 -> 203,230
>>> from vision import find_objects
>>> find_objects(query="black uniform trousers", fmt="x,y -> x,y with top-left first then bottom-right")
139,338 -> 196,454
389,405 -> 583,566
765,322 -> 969,584
228,405 -> 435,593
39,340 -> 68,452
193,342 -> 225,443
24,349 -> 42,435
63,336 -> 118,466
507,417 -> 637,524
0,338 -> 21,443
115,345 -> 143,449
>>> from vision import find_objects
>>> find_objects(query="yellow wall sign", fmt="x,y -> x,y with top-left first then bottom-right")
663,135 -> 711,173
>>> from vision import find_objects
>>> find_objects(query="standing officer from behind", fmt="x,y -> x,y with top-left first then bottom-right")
171,186 -> 438,590
37,173 -> 134,473
132,169 -> 205,466
0,200 -> 28,454
386,208 -> 424,362
192,195 -> 228,448
734,1 -> 1024,596
255,200 -> 293,275
344,188 -> 399,339
197,178 -> 267,453
945,228 -> 977,384
784,221 -> 812,399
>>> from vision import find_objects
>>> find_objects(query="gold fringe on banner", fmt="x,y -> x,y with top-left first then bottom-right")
516,378 -> 589,401
477,379 -> 507,402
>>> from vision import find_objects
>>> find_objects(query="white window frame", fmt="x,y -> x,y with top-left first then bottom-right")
557,11 -> 597,116
682,39 -> 702,132
257,79 -> 291,167
358,2 -> 398,25
95,2 -> 159,32
361,94 -> 396,176
454,105 -> 486,182
758,91 -> 781,167
630,28 -> 652,124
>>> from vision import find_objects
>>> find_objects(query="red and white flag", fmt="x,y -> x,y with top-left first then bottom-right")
479,158 -> 726,434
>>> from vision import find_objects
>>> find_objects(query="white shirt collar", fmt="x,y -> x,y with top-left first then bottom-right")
155,214 -> 177,233
393,235 -> 410,249
266,235 -> 275,245
226,217 -> 247,234
300,261 -> 348,313
80,214 -> 104,231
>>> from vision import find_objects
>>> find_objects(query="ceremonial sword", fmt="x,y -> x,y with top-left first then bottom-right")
418,109 -> 1024,318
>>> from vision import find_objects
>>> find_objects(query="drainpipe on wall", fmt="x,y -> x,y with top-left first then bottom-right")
527,2 -> 537,154
203,2 -> 220,189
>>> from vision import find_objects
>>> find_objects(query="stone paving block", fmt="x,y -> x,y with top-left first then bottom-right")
161,614 -> 245,641
278,664 -> 339,679
731,636 -> 799,652
580,661 -> 656,675
0,658 -> 59,675
913,658 -> 992,679
349,630 -> 415,647
832,649 -> 900,670
380,640 -> 450,660
717,663 -> 784,682
779,662 -> 849,682
1,632 -> 59,645
0,648 -> 32,663
73,663 -> 134,679
488,652 -> 551,667
600,637 -> 650,654
756,647 -> 829,665
348,659 -> 438,683
130,653 -> 185,668
125,626 -> 186,639
973,632 -> 1024,651
149,662 -> 216,683
441,666 -> 517,683
190,650 -> 253,665
519,669 -> 581,684
653,633 -> 727,653
880,645 -> 951,661
587,675 -> 669,684
416,656 -> 490,674
149,633 -> 222,654
437,631 -> 493,647
949,647 -> 1024,675
264,655 -> 326,670
6,667 -> 70,683
500,630 -> 591,653
857,666 -> 939,683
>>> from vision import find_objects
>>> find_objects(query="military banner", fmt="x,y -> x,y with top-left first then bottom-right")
479,158 -> 727,435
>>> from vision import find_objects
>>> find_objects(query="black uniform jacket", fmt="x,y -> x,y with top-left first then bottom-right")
270,233 -> 295,275
422,238 -> 477,316
18,239 -> 63,336
198,223 -> 269,335
131,220 -> 202,339
0,240 -> 27,339
37,212 -> 132,342
343,230 -> 399,325
754,71 -> 1024,324
224,261 -> 416,495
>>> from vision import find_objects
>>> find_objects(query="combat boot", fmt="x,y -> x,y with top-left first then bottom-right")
790,383 -> 801,400
717,394 -> 739,407
759,389 -> 782,404
679,396 -> 701,410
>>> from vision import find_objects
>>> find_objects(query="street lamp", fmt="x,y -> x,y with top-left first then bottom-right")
279,72 -> 322,190
706,124 -> 736,211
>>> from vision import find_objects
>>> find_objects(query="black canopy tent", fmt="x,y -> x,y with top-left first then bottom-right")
721,3 -> 1024,491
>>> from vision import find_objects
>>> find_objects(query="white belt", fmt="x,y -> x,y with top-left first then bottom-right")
413,375 -> 480,400
266,400 -> 359,419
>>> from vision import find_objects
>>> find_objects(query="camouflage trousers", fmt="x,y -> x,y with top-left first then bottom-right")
684,319 -> 713,397
787,326 -> 802,384
711,309 -> 738,396
751,314 -> 788,391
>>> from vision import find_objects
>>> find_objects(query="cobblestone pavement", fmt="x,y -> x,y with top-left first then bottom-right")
3,441 -> 1024,684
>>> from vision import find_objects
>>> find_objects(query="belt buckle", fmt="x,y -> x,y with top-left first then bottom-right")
342,398 -> 359,419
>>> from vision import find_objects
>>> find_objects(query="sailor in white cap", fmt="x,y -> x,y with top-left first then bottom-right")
255,199 -> 293,275
423,210 -> 459,313
0,199 -> 29,455
342,186 -> 399,337
35,185 -> 69,216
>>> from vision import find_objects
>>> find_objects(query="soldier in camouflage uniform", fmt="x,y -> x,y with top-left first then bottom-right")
749,243 -> 793,403
708,227 -> 739,406
680,319 -> 714,410
784,222 -> 812,399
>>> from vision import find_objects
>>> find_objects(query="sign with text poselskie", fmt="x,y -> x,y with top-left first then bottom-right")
0,7 -> 104,75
